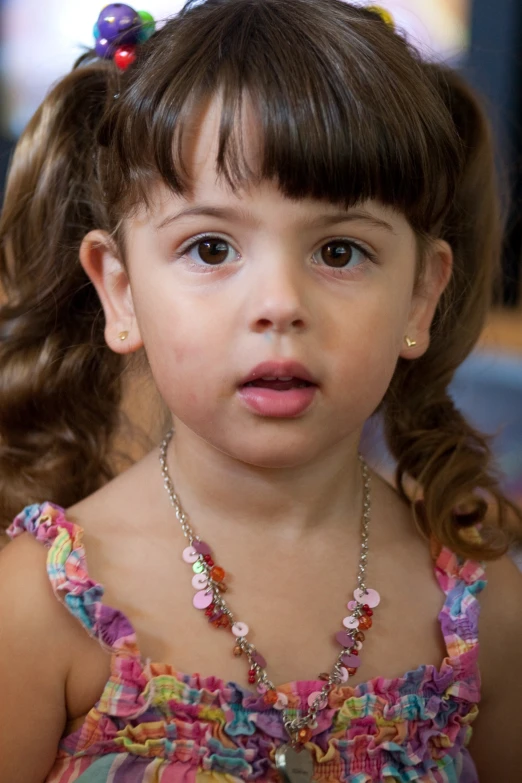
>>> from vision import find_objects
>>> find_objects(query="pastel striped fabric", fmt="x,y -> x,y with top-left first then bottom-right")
7,502 -> 486,782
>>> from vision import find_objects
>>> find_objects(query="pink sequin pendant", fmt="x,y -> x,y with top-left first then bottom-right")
341,653 -> 361,668
353,587 -> 380,608
335,630 -> 353,648
193,540 -> 212,556
193,590 -> 213,609
307,690 -> 327,708
182,546 -> 199,564
339,666 -> 349,683
192,573 -> 209,590
252,651 -> 267,668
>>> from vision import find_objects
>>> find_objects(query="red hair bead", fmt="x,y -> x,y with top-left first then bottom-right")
113,44 -> 137,70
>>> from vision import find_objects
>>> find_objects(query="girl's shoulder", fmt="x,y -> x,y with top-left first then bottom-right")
475,553 -> 522,691
4,500 -> 119,729
465,552 -> 522,777
0,526 -> 81,655
0,526 -> 80,780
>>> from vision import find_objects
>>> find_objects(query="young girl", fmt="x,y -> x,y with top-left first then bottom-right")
0,0 -> 521,780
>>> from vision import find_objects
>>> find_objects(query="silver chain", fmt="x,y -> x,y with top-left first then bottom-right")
159,428 -> 372,741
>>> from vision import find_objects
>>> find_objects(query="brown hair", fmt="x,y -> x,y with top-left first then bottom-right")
0,0 -> 520,556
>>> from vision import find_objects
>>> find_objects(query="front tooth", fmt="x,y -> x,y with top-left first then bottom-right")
278,376 -> 293,381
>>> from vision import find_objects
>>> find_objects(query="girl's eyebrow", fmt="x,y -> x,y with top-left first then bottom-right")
155,205 -> 395,233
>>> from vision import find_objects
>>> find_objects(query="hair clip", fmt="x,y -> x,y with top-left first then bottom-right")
94,4 -> 156,70
365,4 -> 395,29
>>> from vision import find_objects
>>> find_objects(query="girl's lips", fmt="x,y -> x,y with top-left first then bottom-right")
237,384 -> 317,417
240,360 -> 317,386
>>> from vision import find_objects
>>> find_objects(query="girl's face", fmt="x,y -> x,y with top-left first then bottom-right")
83,96 -> 451,469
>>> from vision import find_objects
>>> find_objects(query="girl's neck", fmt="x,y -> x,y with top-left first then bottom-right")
164,420 -> 365,543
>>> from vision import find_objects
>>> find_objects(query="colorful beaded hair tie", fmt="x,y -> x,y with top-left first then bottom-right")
94,4 -> 156,70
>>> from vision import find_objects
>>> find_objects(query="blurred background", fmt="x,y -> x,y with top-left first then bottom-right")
0,0 -> 520,512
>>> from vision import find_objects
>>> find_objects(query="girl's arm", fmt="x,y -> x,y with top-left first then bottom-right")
467,554 -> 522,780
0,532 -> 72,782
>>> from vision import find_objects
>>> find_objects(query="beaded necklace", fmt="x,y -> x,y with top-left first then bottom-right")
159,429 -> 380,782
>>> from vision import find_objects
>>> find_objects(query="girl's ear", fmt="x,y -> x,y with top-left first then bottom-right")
400,239 -> 453,360
79,230 -> 144,354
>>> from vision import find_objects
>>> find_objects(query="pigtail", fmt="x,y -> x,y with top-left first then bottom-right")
383,66 -> 522,559
0,59 -> 124,533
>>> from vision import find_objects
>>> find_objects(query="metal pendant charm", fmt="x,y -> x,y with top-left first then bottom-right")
275,743 -> 314,783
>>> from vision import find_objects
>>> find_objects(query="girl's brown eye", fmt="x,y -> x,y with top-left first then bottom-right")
194,239 -> 230,265
321,241 -> 355,268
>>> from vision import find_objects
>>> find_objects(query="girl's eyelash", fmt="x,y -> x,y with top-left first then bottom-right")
173,233 -> 225,259
340,239 -> 377,263
174,234 -> 378,265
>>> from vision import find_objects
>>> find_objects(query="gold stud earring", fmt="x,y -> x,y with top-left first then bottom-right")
118,330 -> 129,342
405,336 -> 417,348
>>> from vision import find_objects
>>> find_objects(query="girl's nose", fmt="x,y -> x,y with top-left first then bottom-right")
247,260 -> 308,335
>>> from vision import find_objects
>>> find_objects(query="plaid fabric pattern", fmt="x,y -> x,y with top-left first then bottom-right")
7,503 -> 485,782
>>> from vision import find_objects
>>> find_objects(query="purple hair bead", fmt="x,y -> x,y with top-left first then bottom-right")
94,37 -> 114,59
97,4 -> 141,46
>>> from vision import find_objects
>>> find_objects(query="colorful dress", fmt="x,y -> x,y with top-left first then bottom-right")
7,502 -> 486,782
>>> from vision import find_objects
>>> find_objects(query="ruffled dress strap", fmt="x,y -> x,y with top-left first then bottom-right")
431,534 -> 487,704
7,502 -> 140,658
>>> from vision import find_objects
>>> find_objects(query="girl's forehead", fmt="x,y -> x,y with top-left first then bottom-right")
138,173 -> 406,239
181,92 -> 264,190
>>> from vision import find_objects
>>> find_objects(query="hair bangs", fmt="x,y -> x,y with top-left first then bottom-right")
101,0 -> 463,233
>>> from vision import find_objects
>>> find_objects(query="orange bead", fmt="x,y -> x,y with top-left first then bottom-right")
210,566 -> 226,582
347,667 -> 358,676
219,615 -> 230,628
217,582 -> 228,592
358,615 -> 372,630
355,631 -> 365,642
297,727 -> 312,744
233,645 -> 243,657
263,689 -> 278,706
